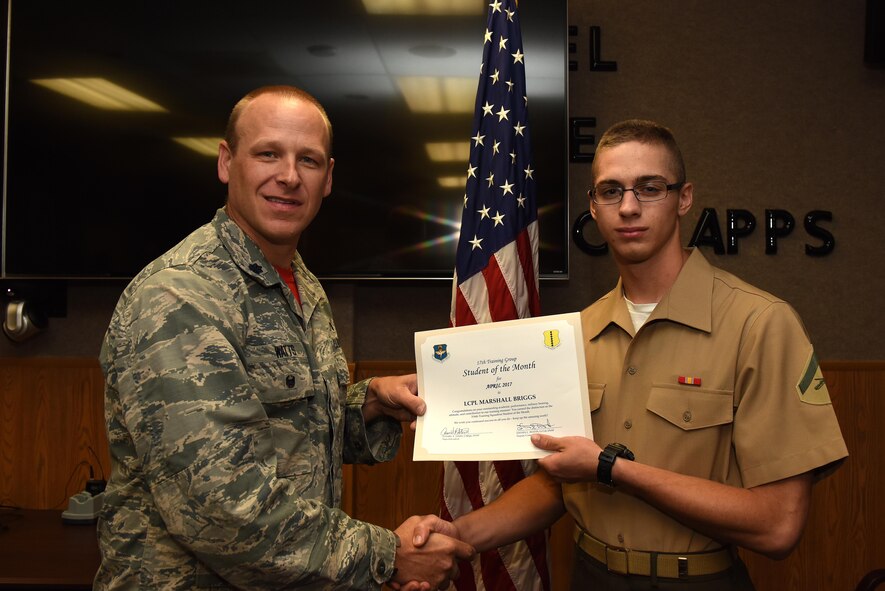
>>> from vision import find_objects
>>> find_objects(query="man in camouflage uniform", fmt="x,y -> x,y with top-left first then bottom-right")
96,86 -> 472,590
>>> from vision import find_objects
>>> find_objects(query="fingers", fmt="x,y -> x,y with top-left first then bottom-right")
452,538 -> 475,561
374,374 -> 425,417
394,515 -> 474,590
405,514 -> 460,547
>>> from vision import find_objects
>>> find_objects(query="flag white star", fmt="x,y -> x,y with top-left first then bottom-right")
467,163 -> 477,178
512,49 -> 524,64
463,193 -> 468,208
510,150 -> 517,164
505,79 -> 514,92
484,28 -> 493,44
500,179 -> 514,196
489,0 -> 502,14
471,132 -> 485,147
514,121 -> 526,136
505,8 -> 515,21
492,140 -> 501,155
470,234 -> 483,250
498,36 -> 508,51
490,68 -> 500,84
524,165 -> 534,179
477,204 -> 491,219
493,211 -> 505,226
481,101 -> 495,116
496,106 -> 510,121
486,172 -> 495,187
517,194 -> 526,207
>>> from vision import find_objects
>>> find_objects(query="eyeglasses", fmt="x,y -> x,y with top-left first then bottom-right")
589,180 -> 684,205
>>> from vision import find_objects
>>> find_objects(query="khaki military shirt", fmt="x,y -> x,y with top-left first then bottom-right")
97,209 -> 401,590
563,249 -> 847,553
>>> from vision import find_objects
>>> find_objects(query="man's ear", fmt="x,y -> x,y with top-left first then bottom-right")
322,157 -> 335,198
218,141 -> 232,184
677,182 -> 693,218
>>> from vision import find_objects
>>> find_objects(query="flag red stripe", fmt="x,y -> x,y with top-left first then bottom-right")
492,460 -> 528,491
515,227 -> 541,316
525,530 -> 552,591
480,549 -> 519,591
454,461 -> 486,511
482,257 -> 519,321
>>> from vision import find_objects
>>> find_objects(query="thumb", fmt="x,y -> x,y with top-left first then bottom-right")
531,433 -> 562,451
411,516 -> 444,547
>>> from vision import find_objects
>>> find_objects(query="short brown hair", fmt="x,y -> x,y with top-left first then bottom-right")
224,85 -> 333,156
592,119 -> 685,183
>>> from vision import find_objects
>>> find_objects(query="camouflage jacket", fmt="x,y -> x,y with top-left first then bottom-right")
96,209 -> 401,590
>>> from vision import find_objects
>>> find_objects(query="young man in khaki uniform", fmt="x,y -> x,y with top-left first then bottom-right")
410,119 -> 847,590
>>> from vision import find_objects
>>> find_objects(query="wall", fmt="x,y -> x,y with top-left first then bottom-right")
1,0 -> 883,362
354,0 -> 885,362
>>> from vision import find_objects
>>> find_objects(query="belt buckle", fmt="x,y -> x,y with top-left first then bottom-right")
604,546 -> 629,575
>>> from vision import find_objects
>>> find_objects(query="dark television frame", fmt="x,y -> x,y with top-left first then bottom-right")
1,0 -> 569,281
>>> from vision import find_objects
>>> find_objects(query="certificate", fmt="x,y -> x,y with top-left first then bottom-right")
413,312 -> 592,461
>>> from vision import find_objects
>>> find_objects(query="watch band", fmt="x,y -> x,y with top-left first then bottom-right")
597,443 -> 635,487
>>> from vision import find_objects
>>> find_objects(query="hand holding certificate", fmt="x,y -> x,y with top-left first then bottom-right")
413,312 -> 592,461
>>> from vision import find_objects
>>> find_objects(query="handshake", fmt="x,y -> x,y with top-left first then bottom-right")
389,515 -> 473,591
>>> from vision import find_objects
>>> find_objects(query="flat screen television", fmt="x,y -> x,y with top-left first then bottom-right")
1,0 -> 568,280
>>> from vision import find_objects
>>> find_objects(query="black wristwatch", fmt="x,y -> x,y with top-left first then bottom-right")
597,443 -> 635,487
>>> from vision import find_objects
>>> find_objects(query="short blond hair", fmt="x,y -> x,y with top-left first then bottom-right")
592,119 -> 685,183
224,85 -> 333,156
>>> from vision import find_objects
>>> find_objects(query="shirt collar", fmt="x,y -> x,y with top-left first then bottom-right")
212,208 -> 280,288
583,248 -> 713,339
651,248 -> 713,332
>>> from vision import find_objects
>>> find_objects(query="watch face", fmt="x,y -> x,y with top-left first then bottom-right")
606,443 -> 634,461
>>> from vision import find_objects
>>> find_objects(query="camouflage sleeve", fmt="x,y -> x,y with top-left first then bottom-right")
114,269 -> 397,589
343,378 -> 402,465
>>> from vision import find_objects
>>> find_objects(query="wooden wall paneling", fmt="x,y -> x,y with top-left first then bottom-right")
0,361 -> 23,506
740,363 -> 885,591
0,358 -> 109,510
2,357 -> 881,590
348,361 -> 435,530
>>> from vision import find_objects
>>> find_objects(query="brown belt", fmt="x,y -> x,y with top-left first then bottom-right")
574,527 -> 733,579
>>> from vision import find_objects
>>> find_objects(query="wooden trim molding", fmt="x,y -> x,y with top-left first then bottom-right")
1,357 -> 882,591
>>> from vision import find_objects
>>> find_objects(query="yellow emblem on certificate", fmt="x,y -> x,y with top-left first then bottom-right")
543,329 -> 560,349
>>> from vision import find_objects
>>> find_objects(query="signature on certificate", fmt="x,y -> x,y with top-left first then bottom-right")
440,426 -> 473,440
515,418 -> 557,434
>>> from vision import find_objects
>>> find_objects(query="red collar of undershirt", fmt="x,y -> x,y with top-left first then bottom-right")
272,264 -> 301,306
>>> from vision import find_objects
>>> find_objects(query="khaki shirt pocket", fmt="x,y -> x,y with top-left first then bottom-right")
646,385 -> 734,431
247,358 -> 316,477
587,383 -> 605,412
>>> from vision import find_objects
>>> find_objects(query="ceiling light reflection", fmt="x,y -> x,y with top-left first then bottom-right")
173,137 -> 223,157
437,176 -> 467,188
361,0 -> 483,15
32,78 -> 167,112
396,76 -> 475,113
426,142 -> 470,162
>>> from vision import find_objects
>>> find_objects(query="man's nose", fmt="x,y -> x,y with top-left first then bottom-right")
618,189 -> 642,214
276,159 -> 300,186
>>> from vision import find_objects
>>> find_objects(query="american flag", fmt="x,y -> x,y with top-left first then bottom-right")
442,1 -> 548,590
